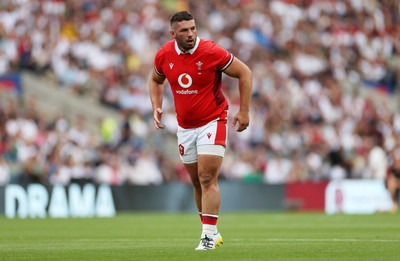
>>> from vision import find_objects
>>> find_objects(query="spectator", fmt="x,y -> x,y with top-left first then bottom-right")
94,152 -> 125,185
0,155 -> 10,185
366,132 -> 388,180
0,0 -> 399,186
263,153 -> 293,184
125,150 -> 163,186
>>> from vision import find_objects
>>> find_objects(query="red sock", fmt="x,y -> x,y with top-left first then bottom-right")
199,213 -> 203,222
202,214 -> 218,225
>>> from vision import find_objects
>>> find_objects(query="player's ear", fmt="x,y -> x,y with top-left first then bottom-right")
170,29 -> 176,38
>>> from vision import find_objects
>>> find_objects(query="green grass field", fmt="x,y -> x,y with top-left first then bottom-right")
0,212 -> 399,260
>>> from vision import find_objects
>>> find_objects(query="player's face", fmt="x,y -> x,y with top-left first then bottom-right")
170,19 -> 197,52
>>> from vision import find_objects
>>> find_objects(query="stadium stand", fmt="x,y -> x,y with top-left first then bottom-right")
0,0 -> 399,186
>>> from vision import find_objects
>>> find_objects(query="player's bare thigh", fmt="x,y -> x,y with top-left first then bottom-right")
184,162 -> 200,185
197,154 -> 223,182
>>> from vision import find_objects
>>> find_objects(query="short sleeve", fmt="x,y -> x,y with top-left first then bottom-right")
153,50 -> 165,76
210,43 -> 234,71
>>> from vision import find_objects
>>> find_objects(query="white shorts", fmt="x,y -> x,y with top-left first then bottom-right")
177,111 -> 228,164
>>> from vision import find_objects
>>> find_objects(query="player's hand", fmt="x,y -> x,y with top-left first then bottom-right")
232,111 -> 249,132
153,108 -> 165,129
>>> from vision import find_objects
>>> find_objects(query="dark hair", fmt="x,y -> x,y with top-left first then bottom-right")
170,11 -> 194,26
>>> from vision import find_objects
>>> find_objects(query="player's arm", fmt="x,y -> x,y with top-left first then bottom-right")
223,57 -> 252,132
149,69 -> 167,129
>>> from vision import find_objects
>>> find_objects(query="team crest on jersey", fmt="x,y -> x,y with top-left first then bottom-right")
196,61 -> 203,70
169,63 -> 174,69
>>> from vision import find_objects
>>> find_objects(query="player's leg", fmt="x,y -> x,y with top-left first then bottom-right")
177,127 -> 203,219
184,162 -> 202,214
196,110 -> 227,217
197,154 -> 222,215
194,153 -> 224,250
194,110 -> 228,250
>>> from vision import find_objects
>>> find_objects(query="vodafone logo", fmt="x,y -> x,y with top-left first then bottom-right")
178,73 -> 192,88
176,73 -> 197,94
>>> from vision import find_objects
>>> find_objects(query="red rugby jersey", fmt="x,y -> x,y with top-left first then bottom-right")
154,37 -> 234,128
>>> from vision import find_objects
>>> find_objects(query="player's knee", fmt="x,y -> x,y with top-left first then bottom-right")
199,172 -> 216,188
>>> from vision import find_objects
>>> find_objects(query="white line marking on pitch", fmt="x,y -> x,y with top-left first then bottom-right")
229,238 -> 400,243
74,238 -> 400,243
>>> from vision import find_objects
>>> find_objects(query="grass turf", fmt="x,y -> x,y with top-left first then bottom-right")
0,212 -> 399,260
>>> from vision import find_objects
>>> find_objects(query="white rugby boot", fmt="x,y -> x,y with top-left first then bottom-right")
194,232 -> 223,250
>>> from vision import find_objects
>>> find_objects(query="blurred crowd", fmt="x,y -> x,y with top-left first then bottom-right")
0,0 -> 400,186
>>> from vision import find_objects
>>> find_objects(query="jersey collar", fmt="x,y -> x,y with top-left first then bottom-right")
175,37 -> 200,55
